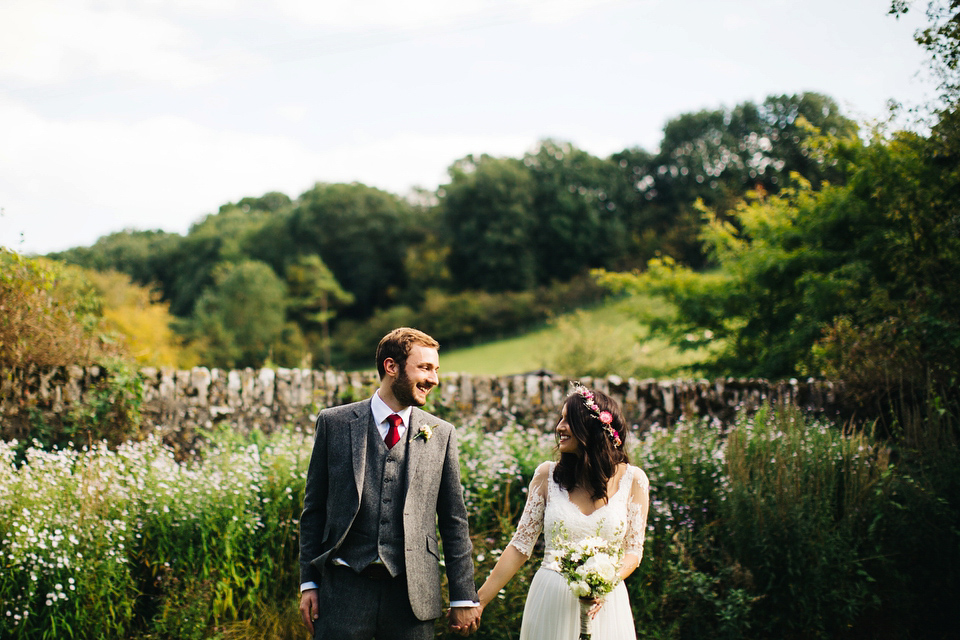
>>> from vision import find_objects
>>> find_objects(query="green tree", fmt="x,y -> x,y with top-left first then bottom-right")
187,260 -> 290,368
892,0 -> 960,107
169,205 -> 282,317
223,191 -> 292,214
523,140 -> 625,283
597,126 -> 960,385
49,229 -> 182,295
286,183 -> 411,316
50,193 -> 294,321
284,254 -> 354,368
609,93 -> 859,269
440,154 -> 537,292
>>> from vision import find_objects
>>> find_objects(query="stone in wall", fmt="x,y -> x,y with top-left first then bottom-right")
2,365 -> 849,447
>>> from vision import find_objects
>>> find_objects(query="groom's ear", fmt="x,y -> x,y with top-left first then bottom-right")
382,357 -> 399,378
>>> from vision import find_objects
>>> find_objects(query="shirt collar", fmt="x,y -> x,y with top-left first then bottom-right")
372,390 -> 412,428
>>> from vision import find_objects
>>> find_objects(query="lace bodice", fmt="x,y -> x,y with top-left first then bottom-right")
509,461 -> 649,563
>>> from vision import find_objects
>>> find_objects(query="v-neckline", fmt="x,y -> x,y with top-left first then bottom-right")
557,465 -> 631,517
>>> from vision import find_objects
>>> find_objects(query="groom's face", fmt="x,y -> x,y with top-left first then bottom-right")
390,344 -> 440,408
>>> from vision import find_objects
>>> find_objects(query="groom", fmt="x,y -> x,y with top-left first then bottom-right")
299,327 -> 481,639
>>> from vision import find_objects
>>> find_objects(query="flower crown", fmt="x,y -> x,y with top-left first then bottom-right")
571,383 -> 622,448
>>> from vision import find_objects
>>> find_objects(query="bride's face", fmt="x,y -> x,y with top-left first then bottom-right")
556,406 -> 581,454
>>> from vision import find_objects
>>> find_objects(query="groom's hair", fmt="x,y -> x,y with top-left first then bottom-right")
376,327 -> 440,379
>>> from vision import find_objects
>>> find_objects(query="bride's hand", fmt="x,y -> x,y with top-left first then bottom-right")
587,597 -> 604,619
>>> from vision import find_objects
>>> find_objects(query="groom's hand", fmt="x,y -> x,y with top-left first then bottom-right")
299,588 -> 320,635
448,605 -> 481,636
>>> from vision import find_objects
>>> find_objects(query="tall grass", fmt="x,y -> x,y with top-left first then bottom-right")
625,406 -> 894,640
2,403 -> 955,639
720,406 -> 889,638
0,430 -> 308,639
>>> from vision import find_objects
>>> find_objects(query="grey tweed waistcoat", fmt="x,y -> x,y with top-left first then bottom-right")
335,417 -> 409,577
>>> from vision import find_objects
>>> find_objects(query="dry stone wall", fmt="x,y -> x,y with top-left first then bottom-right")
1,365 -> 845,445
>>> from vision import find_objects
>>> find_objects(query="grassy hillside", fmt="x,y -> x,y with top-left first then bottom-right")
439,294 -> 714,378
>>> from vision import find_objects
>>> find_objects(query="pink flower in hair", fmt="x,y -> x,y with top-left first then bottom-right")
570,383 -> 623,448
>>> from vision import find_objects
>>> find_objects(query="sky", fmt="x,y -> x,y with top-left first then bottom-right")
0,0 -> 934,256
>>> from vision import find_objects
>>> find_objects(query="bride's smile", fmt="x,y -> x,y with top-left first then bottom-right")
556,408 -> 581,454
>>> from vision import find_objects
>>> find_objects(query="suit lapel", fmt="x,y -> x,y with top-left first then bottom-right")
350,401 -> 372,500
404,409 -> 427,494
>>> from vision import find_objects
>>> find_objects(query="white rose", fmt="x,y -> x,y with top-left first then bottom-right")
571,580 -> 591,598
583,554 -> 618,584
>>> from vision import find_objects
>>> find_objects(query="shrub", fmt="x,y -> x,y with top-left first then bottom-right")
719,405 -> 889,638
22,359 -> 145,454
0,250 -> 110,369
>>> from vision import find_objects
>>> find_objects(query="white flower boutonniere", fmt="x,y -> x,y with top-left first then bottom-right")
415,424 -> 435,441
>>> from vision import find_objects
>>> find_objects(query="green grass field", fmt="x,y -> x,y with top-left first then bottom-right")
439,294 -> 715,378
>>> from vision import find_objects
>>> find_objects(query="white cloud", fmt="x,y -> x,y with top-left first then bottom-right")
0,0 -> 251,86
267,0 -> 624,29
313,131 -> 535,193
0,97 -> 319,252
0,96 -> 537,254
0,0 -> 621,88
275,104 -> 309,123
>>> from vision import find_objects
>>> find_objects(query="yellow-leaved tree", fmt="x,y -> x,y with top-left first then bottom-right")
84,269 -> 190,368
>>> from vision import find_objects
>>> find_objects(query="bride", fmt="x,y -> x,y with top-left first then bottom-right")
477,385 -> 649,639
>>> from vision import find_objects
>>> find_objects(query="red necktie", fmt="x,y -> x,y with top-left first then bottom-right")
385,414 -> 402,449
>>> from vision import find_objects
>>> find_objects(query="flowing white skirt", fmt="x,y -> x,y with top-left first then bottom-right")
519,568 -> 637,640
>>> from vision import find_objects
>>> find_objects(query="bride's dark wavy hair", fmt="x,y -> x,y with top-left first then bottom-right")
553,387 -> 629,502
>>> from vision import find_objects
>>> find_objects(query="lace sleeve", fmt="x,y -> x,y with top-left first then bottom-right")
624,467 -> 650,561
508,462 -> 551,557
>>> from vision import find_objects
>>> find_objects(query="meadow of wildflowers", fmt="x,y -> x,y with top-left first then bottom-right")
1,403 -> 952,639
0,430 -> 309,639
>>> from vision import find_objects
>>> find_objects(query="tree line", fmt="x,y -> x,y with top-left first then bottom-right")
46,92 -> 856,370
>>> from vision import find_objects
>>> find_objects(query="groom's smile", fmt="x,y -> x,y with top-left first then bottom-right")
391,344 -> 440,408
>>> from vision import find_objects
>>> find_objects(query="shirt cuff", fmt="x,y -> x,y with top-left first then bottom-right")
450,600 -> 480,607
300,581 -> 318,592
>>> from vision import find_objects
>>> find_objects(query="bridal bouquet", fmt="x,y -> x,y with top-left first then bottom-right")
546,526 -> 623,639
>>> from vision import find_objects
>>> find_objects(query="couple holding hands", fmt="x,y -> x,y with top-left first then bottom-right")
299,328 -> 649,639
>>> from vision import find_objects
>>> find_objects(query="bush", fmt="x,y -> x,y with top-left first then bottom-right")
627,405 -> 895,639
0,250 -> 110,369
21,359 -> 145,455
718,406 -> 888,638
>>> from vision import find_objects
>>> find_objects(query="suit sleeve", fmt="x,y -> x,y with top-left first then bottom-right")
435,426 -> 479,603
299,411 -> 329,586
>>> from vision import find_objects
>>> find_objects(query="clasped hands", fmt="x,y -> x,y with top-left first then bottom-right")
448,603 -> 482,636
303,589 -> 482,637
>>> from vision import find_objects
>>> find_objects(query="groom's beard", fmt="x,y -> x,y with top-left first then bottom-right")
391,368 -> 426,407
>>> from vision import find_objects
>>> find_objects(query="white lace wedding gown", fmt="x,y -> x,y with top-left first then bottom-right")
509,461 -> 649,640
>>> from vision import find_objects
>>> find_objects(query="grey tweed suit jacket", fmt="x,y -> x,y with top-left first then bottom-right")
299,399 -> 478,621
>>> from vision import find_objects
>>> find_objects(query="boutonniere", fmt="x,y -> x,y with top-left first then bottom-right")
415,424 -> 435,441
